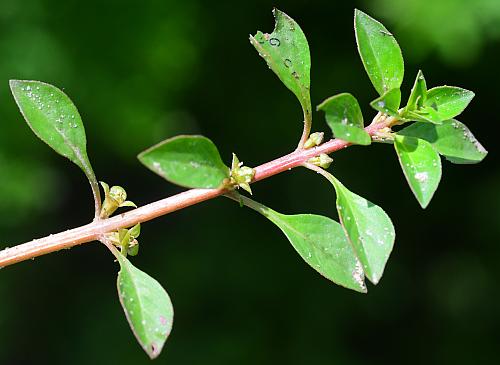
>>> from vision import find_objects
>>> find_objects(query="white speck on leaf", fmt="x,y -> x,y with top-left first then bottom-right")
414,172 -> 428,183
352,259 -> 365,290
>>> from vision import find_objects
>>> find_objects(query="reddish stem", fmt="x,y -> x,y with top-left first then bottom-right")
0,117 -> 393,268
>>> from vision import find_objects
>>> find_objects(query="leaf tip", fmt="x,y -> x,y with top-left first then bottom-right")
9,79 -> 26,99
136,150 -> 146,162
9,79 -> 21,89
272,7 -> 284,18
467,89 -> 476,100
354,8 -> 370,21
418,199 -> 430,209
146,343 -> 162,360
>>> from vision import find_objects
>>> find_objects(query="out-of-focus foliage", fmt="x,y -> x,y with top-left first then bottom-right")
0,0 -> 203,223
367,0 -> 500,65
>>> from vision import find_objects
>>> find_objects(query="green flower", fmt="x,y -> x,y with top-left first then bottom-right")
99,182 -> 137,219
106,223 -> 141,257
228,153 -> 255,194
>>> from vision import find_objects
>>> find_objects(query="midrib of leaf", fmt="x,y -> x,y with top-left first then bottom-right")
54,125 -> 99,205
234,193 -> 322,248
250,37 -> 310,117
269,214 -> 311,241
56,127 -> 90,173
263,209 -> 349,273
261,205 -> 344,268
169,158 -> 224,171
430,96 -> 464,109
119,259 -> 148,341
396,140 -> 423,178
304,165 -> 373,272
358,24 -> 386,93
335,188 -> 367,261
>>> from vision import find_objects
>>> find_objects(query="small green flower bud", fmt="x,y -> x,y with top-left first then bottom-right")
105,231 -> 120,246
238,183 -> 252,195
229,153 -> 255,195
304,132 -> 324,149
105,224 -> 141,257
109,186 -> 127,205
231,153 -> 241,171
128,239 -> 139,256
308,153 -> 333,169
372,127 -> 395,143
99,182 -> 137,219
234,166 -> 254,184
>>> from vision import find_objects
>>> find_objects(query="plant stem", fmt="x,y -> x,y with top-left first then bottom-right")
302,162 -> 335,182
297,104 -> 313,149
224,191 -> 268,215
88,173 -> 102,220
0,115 -> 395,269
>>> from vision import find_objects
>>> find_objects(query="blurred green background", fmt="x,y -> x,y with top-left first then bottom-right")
0,0 -> 498,363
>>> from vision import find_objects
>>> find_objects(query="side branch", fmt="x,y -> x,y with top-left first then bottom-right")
0,117 -> 393,268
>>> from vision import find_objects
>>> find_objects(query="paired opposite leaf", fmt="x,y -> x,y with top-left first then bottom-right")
323,173 -> 395,284
405,70 -> 427,111
354,9 -> 404,95
238,195 -> 366,292
138,135 -> 229,189
116,253 -> 174,359
370,88 -> 401,117
10,80 -> 98,189
402,110 -> 439,124
420,87 -> 475,123
401,75 -> 473,124
394,135 -> 442,208
317,93 -> 371,145
398,120 -> 487,164
250,9 -> 312,120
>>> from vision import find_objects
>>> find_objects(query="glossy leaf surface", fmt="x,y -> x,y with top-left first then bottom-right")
138,135 -> 229,189
317,93 -> 371,145
10,80 -> 97,186
398,120 -> 487,164
401,110 -> 439,124
421,86 -> 474,122
116,254 -> 174,359
394,135 -> 442,208
326,173 -> 395,284
405,70 -> 427,111
239,195 -> 367,293
370,88 -> 401,117
250,9 -> 311,120
354,9 -> 404,95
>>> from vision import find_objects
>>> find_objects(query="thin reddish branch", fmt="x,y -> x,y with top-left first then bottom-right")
0,117 -> 393,268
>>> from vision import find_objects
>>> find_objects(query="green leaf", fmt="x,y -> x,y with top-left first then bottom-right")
235,195 -> 366,293
420,86 -> 474,122
370,88 -> 401,117
401,110 -> 440,124
138,135 -> 229,189
116,253 -> 174,359
394,135 -> 442,208
354,9 -> 404,95
327,174 -> 395,284
317,93 -> 371,145
398,120 -> 487,164
10,80 -> 99,206
306,168 -> 395,284
405,70 -> 427,111
250,8 -> 311,121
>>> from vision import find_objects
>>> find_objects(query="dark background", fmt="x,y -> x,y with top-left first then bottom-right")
1,0 -> 498,364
